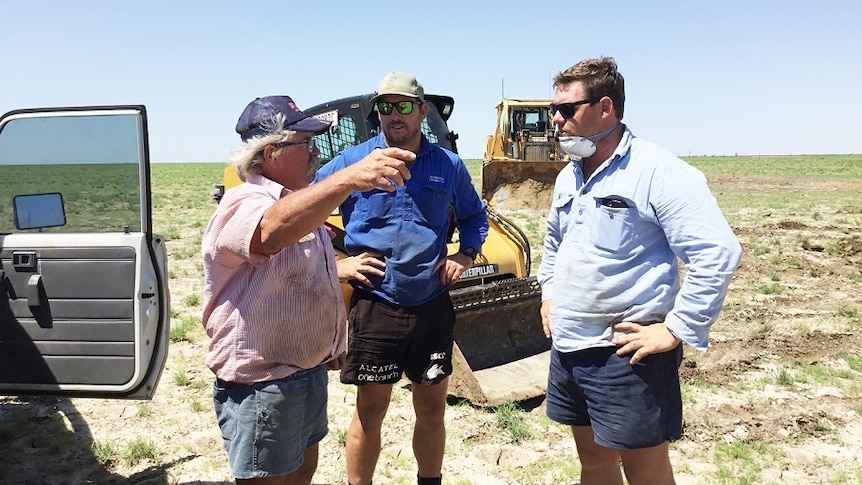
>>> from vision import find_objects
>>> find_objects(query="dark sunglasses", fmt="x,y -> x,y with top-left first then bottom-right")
376,100 -> 420,116
274,138 -> 316,153
550,97 -> 600,119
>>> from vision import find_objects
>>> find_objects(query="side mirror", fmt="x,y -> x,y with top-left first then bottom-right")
13,193 -> 66,230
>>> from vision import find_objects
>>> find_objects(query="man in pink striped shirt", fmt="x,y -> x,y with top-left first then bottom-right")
202,95 -> 415,484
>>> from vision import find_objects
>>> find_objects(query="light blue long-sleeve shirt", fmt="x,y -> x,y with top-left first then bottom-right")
537,126 -> 742,352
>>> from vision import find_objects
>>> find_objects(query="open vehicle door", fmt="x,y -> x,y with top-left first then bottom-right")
0,106 -> 170,399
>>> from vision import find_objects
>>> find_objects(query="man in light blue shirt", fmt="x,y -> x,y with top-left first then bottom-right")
537,57 -> 742,485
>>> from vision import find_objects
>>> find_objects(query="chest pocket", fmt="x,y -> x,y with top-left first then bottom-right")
354,189 -> 396,229
412,184 -> 451,229
588,195 -> 637,252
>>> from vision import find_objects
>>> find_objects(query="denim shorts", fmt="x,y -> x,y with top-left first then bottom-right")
546,344 -> 683,449
212,365 -> 328,479
340,289 -> 454,385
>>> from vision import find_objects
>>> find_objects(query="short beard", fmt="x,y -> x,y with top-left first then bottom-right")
382,122 -> 421,149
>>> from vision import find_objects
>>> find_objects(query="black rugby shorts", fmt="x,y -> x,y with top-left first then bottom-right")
340,289 -> 455,385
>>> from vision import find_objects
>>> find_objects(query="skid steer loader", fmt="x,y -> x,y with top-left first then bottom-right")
213,93 -> 549,406
482,98 -> 569,210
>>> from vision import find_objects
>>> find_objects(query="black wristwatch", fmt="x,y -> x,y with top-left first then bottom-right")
459,246 -> 479,262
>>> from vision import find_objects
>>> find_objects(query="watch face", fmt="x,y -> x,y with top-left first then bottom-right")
461,247 -> 477,260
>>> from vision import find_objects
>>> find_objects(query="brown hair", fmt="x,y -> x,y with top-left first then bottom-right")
553,56 -> 625,119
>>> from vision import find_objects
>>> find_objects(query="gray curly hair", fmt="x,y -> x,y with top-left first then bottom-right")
230,112 -> 297,181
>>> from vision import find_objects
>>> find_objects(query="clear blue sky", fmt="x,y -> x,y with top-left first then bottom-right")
2,1 -> 860,162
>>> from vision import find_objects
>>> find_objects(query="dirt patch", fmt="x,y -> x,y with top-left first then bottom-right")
487,179 -> 555,211
681,330 -> 860,387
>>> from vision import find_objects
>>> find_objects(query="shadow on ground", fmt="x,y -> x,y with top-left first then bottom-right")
0,395 -> 229,484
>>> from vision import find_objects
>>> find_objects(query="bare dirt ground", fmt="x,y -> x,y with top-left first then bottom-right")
2,175 -> 861,484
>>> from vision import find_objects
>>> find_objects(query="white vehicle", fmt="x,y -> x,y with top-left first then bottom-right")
0,106 -> 170,399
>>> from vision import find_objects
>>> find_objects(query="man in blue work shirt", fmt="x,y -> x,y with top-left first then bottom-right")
314,71 -> 488,485
537,57 -> 743,485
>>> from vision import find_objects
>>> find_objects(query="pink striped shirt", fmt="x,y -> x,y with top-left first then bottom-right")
201,175 -> 347,384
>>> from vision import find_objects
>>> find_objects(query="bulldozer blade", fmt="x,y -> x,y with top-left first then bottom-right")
481,160 -> 568,211
447,276 -> 549,407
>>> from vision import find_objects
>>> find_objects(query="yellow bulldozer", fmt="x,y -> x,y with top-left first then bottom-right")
482,98 -> 568,210
213,93 -> 549,406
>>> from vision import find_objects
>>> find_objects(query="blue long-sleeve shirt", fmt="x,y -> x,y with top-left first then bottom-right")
537,126 -> 742,352
315,133 -> 488,306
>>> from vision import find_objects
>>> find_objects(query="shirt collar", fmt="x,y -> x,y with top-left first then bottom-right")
246,173 -> 291,198
575,124 -> 633,180
612,124 -> 634,162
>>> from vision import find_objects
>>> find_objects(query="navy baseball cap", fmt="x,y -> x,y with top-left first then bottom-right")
235,95 -> 330,141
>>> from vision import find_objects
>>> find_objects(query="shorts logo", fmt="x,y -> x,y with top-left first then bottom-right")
424,363 -> 445,381
421,352 -> 448,383
357,363 -> 401,382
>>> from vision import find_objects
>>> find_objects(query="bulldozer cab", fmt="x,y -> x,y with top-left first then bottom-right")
506,103 -> 555,161
482,99 -> 568,210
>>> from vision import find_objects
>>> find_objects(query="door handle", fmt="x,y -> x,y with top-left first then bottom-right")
13,251 -> 38,272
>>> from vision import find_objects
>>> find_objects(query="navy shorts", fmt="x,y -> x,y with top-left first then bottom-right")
340,289 -> 454,385
212,365 -> 328,479
546,344 -> 683,449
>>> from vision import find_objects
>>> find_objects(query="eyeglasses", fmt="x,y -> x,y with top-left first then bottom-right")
550,97 -> 600,119
274,138 -> 316,153
376,100 -> 420,116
